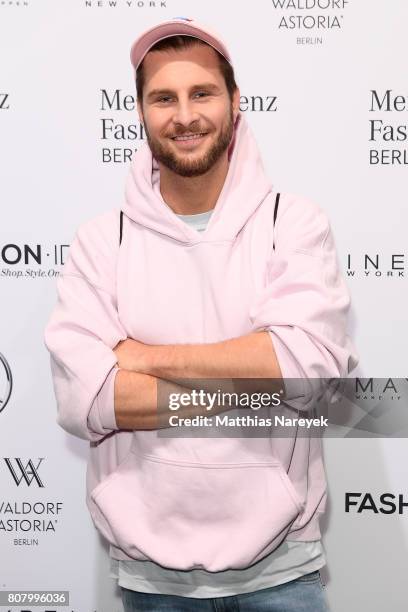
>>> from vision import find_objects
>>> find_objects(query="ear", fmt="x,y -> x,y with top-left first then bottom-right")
232,86 -> 241,123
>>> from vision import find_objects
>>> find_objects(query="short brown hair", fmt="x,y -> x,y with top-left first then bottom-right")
136,35 -> 238,103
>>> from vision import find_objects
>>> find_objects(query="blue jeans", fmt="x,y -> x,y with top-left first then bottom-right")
120,569 -> 330,611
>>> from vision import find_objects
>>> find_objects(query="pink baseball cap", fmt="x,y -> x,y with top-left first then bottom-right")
130,17 -> 233,71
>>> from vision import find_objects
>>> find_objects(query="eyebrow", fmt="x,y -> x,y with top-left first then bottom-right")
146,82 -> 222,101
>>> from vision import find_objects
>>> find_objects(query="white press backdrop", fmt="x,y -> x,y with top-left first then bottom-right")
0,1 -> 407,610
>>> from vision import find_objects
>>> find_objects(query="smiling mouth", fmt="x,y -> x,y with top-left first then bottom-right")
171,132 -> 208,141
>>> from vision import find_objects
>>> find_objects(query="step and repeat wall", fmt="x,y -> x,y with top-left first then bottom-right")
1,1 -> 407,610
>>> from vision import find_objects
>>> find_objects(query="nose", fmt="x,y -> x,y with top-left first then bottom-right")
171,97 -> 200,129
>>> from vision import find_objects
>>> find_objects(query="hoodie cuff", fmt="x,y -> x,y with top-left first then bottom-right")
267,330 -> 307,404
88,365 -> 120,433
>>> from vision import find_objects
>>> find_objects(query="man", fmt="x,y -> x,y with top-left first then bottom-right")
44,17 -> 358,612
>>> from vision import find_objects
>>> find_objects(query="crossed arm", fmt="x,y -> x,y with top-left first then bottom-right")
112,331 -> 283,430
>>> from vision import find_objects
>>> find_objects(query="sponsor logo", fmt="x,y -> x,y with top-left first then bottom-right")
1,459 -> 65,544
346,253 -> 405,279
3,458 -> 45,487
0,500 -> 63,535
0,243 -> 68,279
0,353 -> 12,414
100,89 -> 145,164
369,90 -> 408,166
329,378 -> 408,438
239,95 -> 278,112
84,0 -> 167,8
354,378 -> 407,401
270,0 -> 350,44
345,492 -> 408,514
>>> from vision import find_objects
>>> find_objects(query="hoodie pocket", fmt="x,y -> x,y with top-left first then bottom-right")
89,448 -> 304,572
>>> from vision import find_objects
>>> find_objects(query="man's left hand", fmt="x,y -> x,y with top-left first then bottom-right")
113,338 -> 152,373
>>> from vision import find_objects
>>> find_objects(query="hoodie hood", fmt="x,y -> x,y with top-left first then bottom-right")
122,114 -> 273,244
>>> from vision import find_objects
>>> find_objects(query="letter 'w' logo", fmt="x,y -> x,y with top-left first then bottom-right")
3,458 -> 45,487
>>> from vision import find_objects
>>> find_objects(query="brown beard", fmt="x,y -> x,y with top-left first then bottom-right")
144,106 -> 234,178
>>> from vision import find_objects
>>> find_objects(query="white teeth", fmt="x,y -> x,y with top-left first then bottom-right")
173,133 -> 205,141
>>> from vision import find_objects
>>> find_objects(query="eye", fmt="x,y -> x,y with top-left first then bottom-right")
193,91 -> 209,99
157,96 -> 173,103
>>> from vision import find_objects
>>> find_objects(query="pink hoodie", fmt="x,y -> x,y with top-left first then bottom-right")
44,114 -> 358,572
